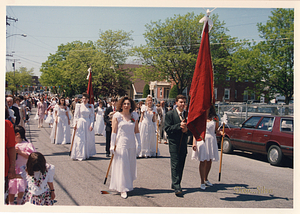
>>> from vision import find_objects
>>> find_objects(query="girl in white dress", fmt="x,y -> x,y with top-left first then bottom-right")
109,96 -> 141,199
50,97 -> 71,144
70,93 -> 96,161
44,108 -> 54,127
138,95 -> 158,157
191,105 -> 224,190
94,101 -> 106,136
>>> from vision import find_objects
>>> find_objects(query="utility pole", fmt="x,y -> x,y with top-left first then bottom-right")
6,16 -> 18,26
6,58 -> 20,95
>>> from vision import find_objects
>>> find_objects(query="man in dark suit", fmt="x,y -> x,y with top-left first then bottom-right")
104,98 -> 117,157
164,94 -> 191,196
6,96 -> 20,126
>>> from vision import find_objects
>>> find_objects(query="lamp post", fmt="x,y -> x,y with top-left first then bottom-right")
6,33 -> 27,39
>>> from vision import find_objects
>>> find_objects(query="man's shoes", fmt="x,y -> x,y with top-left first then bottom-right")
205,180 -> 213,187
106,154 -> 110,157
200,184 -> 206,190
175,189 -> 182,195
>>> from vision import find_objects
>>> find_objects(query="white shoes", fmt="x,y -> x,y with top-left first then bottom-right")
205,180 -> 213,187
200,184 -> 206,190
121,192 -> 127,199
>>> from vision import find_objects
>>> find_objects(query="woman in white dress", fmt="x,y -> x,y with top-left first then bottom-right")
70,93 -> 96,161
191,105 -> 224,190
94,100 -> 106,136
138,95 -> 158,157
50,97 -> 71,144
109,96 -> 141,199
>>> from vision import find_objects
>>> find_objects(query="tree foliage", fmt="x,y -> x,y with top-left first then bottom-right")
229,8 -> 294,104
6,67 -> 34,95
40,30 -> 133,98
142,84 -> 150,98
133,12 -> 238,94
169,84 -> 178,98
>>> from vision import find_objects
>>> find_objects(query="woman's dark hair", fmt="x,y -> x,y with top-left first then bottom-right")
98,100 -> 103,106
14,125 -> 28,142
116,96 -> 136,113
5,106 -> 10,119
26,152 -> 47,176
58,97 -> 66,106
82,92 -> 89,99
207,105 -> 217,119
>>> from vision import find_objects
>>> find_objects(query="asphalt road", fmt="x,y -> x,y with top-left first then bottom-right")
8,108 -> 294,212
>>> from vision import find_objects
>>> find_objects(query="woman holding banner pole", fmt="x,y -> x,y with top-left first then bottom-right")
109,97 -> 141,199
191,105 -> 224,190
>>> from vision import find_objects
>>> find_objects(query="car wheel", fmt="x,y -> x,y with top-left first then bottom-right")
267,145 -> 283,166
222,137 -> 232,153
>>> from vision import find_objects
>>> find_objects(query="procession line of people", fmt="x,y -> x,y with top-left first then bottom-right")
5,93 -> 224,205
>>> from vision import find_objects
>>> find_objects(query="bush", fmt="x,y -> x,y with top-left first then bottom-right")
169,85 -> 178,98
143,84 -> 150,98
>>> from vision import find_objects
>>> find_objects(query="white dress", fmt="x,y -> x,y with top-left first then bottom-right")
191,120 -> 219,162
94,106 -> 106,136
44,111 -> 54,124
71,103 -> 96,161
50,105 -> 71,144
138,105 -> 159,157
109,112 -> 139,193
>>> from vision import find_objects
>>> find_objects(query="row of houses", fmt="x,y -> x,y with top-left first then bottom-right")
125,64 -> 261,103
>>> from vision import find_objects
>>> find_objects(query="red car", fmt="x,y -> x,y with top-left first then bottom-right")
217,115 -> 293,166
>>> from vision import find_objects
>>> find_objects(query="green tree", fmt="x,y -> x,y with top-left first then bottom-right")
40,29 -> 133,98
169,85 -> 178,98
96,29 -> 133,65
133,12 -> 238,94
142,84 -> 150,98
6,67 -> 34,95
229,8 -> 294,104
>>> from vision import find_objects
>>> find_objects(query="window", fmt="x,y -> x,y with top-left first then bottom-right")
257,117 -> 274,131
224,89 -> 230,100
281,119 -> 293,132
235,90 -> 237,99
251,93 -> 255,100
242,116 -> 261,129
243,90 -> 248,101
160,88 -> 162,97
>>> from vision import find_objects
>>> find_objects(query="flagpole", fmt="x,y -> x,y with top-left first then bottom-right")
218,122 -> 225,181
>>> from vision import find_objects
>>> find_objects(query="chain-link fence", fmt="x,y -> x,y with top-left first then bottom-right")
216,103 -> 294,126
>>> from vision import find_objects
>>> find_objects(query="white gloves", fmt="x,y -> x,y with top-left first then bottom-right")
110,133 -> 117,154
135,133 -> 141,154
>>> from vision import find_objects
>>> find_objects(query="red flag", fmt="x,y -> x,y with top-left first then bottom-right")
87,67 -> 94,105
187,22 -> 214,141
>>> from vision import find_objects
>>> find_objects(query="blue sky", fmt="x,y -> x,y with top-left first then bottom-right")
4,3 -> 295,77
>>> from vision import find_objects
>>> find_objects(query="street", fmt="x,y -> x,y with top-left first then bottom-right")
6,108 -> 294,212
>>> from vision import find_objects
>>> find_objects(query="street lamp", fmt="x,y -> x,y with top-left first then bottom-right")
6,33 -> 27,39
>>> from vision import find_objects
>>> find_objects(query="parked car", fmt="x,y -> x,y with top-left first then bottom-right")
217,115 -> 293,166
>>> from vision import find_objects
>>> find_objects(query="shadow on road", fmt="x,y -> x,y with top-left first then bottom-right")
44,151 -> 70,156
220,194 -> 291,202
131,187 -> 174,198
225,150 -> 293,169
